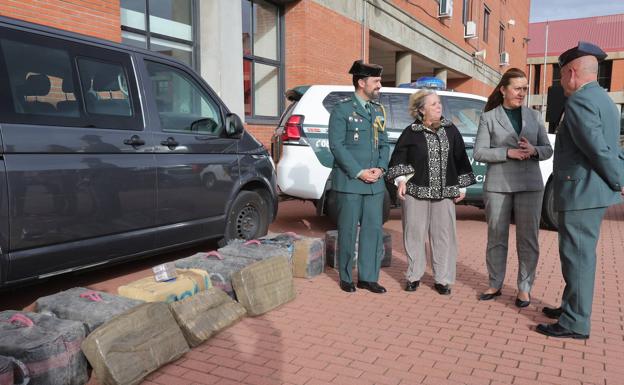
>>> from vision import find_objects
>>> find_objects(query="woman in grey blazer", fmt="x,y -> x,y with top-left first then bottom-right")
474,68 -> 553,307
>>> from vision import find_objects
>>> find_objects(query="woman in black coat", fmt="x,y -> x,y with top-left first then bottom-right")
386,89 -> 476,295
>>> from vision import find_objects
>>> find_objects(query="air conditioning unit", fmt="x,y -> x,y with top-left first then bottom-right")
464,21 -> 477,38
438,0 -> 453,18
500,51 -> 510,65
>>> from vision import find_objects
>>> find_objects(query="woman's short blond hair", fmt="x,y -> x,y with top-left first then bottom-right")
408,89 -> 437,119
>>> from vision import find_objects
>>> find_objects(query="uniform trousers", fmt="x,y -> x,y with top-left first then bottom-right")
336,191 -> 384,283
557,206 -> 607,335
402,195 -> 457,285
484,190 -> 543,293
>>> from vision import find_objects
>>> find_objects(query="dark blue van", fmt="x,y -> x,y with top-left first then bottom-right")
0,16 -> 278,288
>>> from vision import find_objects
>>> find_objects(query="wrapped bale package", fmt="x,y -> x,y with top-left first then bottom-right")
0,355 -> 29,385
0,311 -> 88,385
117,268 -> 210,303
231,256 -> 296,316
35,287 -> 144,334
169,287 -> 247,347
218,239 -> 292,262
259,233 -> 325,278
174,252 -> 255,298
325,230 -> 392,269
81,302 -> 189,385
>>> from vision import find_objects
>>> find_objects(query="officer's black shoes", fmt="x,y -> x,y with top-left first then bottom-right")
542,306 -> 563,319
536,323 -> 589,339
357,281 -> 387,294
405,280 -> 420,292
515,297 -> 531,308
479,289 -> 501,301
434,283 -> 451,295
340,280 -> 356,293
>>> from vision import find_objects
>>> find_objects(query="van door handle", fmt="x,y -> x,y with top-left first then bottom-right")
123,135 -> 145,147
160,137 -> 179,148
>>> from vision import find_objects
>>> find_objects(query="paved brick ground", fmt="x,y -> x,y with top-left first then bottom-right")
88,201 -> 624,385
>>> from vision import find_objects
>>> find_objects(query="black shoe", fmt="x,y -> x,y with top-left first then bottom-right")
478,289 -> 501,301
536,323 -> 589,339
515,297 -> 530,308
405,280 -> 420,292
434,283 -> 451,295
340,280 -> 356,293
542,306 -> 562,319
357,281 -> 387,294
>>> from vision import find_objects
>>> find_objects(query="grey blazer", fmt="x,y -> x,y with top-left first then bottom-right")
474,105 -> 553,192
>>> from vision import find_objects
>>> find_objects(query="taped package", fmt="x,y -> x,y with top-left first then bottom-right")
0,311 -> 88,385
0,355 -> 28,385
231,256 -> 296,316
35,287 -> 143,334
81,302 -> 189,385
169,287 -> 246,347
118,268 -> 210,303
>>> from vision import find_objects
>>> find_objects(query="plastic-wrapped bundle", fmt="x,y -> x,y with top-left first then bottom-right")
169,287 -> 247,347
0,355 -> 29,385
117,268 -> 211,303
231,256 -> 296,316
81,302 -> 189,385
0,311 -> 88,385
325,230 -> 392,269
218,239 -> 292,262
35,287 -> 144,334
174,252 -> 255,298
255,233 -> 325,278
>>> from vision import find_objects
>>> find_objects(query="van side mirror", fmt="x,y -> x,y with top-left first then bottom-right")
225,113 -> 244,137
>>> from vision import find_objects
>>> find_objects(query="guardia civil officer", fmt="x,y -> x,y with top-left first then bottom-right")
328,60 -> 390,294
537,42 -> 624,339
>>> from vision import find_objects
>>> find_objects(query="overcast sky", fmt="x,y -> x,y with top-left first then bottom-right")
530,0 -> 624,22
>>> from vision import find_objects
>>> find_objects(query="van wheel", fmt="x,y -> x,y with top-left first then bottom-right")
221,191 -> 269,245
541,179 -> 558,230
325,189 -> 391,225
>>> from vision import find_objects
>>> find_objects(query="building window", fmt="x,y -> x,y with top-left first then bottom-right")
120,0 -> 196,67
598,60 -> 612,91
483,5 -> 490,43
533,64 -> 541,95
462,0 -> 471,25
498,23 -> 505,53
242,0 -> 283,120
552,64 -> 561,87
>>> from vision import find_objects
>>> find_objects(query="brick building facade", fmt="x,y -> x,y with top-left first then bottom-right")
0,0 -> 530,147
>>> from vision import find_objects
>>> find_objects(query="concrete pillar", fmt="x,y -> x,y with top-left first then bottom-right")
434,68 -> 448,87
198,0 -> 244,118
395,51 -> 412,86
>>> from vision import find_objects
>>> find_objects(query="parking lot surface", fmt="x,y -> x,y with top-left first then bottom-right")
4,201 -> 624,385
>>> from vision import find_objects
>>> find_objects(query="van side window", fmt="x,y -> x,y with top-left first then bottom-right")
1,38 -> 77,117
77,58 -> 132,117
145,60 -> 223,135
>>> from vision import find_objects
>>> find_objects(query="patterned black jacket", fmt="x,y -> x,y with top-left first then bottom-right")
385,118 -> 476,200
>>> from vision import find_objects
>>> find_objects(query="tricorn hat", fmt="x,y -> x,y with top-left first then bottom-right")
348,60 -> 383,77
558,41 -> 607,67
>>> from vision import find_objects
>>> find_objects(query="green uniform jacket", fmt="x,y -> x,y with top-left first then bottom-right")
328,95 -> 390,194
553,81 -> 623,211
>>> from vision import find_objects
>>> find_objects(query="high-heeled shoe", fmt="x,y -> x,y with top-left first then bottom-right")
478,289 -> 501,301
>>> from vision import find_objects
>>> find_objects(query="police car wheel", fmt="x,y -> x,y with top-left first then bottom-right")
221,191 -> 269,245
540,179 -> 558,231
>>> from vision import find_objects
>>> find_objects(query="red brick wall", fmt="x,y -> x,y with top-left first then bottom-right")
388,0 -> 530,72
611,59 -> 624,92
284,0 -> 363,89
0,0 -> 121,42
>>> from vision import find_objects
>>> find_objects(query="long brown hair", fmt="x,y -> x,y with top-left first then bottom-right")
484,68 -> 527,112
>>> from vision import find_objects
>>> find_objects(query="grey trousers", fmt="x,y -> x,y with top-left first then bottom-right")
402,195 -> 457,285
484,190 -> 543,293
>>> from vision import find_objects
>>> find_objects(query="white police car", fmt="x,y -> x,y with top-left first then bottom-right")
271,84 -> 557,229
